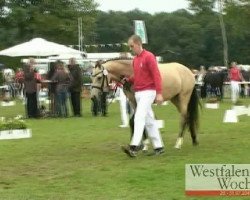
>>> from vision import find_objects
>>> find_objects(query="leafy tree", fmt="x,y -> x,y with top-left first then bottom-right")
224,0 -> 250,63
188,0 -> 217,12
0,0 -> 98,48
1,0 -> 250,69
0,0 -> 97,68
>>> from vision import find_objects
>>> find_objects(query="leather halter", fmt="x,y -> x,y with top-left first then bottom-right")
91,65 -> 109,93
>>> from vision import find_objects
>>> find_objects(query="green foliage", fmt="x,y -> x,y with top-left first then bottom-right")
224,0 -> 250,63
0,71 -> 3,85
1,0 -> 250,69
82,74 -> 91,84
188,0 -> 217,13
0,117 -> 27,131
0,0 -> 97,48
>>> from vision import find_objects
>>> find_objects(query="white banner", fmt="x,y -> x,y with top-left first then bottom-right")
185,164 -> 250,196
134,20 -> 148,44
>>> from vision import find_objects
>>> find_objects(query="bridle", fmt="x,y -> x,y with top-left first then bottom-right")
91,65 -> 109,93
91,61 -> 132,94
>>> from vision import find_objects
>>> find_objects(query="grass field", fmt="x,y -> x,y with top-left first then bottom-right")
0,97 -> 250,200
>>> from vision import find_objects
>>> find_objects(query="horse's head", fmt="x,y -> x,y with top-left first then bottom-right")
91,58 -> 133,98
90,60 -> 109,100
90,58 -> 136,112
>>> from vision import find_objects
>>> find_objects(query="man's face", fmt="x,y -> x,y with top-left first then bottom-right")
128,39 -> 141,55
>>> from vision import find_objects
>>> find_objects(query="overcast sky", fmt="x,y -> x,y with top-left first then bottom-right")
94,0 -> 189,14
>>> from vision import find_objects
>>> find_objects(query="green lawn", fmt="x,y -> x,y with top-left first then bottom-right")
0,98 -> 250,200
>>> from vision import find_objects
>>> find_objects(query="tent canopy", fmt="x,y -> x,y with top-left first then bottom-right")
0,38 -> 85,57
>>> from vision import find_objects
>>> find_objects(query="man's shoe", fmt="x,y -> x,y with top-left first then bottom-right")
147,147 -> 165,156
154,147 -> 165,155
121,145 -> 137,157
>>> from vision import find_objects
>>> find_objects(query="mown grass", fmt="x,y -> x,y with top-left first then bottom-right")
0,98 -> 249,200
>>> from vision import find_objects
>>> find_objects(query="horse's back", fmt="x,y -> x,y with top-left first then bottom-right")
158,62 -> 195,100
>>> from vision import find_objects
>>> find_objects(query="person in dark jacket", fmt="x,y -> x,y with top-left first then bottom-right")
52,61 -> 71,117
47,62 -> 57,116
24,58 -> 41,118
68,58 -> 83,117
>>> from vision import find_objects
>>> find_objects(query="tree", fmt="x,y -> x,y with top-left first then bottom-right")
217,0 -> 229,67
224,0 -> 250,63
188,0 -> 217,12
0,0 -> 98,48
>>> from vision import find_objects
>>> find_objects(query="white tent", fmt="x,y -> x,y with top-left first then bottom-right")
0,38 -> 85,57
48,53 -> 84,61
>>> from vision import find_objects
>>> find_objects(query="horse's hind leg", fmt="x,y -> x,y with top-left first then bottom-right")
171,96 -> 188,149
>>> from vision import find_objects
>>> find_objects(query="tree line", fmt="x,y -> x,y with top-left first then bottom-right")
0,0 -> 250,69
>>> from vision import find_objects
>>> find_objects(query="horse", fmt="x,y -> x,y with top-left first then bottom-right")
2,68 -> 16,99
202,69 -> 228,100
91,58 -> 200,149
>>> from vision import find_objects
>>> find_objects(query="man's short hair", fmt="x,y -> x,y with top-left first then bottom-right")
129,34 -> 142,45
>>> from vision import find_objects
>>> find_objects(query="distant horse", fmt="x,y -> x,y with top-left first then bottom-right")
202,70 -> 228,100
2,68 -> 16,98
91,58 -> 200,149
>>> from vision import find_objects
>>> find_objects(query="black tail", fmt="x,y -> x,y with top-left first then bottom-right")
187,88 -> 201,145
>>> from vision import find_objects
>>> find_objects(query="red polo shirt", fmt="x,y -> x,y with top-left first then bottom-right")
130,49 -> 162,94
229,66 -> 241,81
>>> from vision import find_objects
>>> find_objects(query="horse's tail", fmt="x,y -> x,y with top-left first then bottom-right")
187,87 -> 201,145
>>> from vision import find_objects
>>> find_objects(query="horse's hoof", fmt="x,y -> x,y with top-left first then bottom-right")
193,141 -> 199,146
175,137 -> 183,149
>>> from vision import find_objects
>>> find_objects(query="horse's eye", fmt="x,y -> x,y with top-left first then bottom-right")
97,77 -> 102,81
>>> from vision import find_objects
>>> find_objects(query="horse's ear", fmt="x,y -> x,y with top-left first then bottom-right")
94,62 -> 99,69
95,60 -> 103,69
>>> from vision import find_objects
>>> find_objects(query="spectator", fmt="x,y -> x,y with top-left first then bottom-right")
68,58 -> 83,117
15,68 -> 25,99
47,62 -> 57,116
52,61 -> 71,117
229,61 -> 244,104
24,58 -> 40,118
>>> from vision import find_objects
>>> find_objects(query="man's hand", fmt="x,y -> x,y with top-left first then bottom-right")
121,77 -> 129,84
155,94 -> 164,105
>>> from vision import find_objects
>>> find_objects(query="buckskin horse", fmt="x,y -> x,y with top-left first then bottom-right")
91,58 -> 200,149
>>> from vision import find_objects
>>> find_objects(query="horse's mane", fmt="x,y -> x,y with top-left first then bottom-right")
103,57 -> 132,63
95,57 -> 132,68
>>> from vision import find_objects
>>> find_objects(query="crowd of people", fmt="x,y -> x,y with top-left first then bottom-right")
41,57 -> 82,118
1,57 -> 83,118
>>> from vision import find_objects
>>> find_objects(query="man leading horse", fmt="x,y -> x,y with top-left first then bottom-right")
121,35 -> 165,157
91,37 -> 200,157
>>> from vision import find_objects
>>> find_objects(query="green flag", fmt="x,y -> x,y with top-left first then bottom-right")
134,20 -> 148,44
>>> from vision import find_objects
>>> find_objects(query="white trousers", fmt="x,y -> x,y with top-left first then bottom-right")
230,81 -> 240,103
130,90 -> 164,149
117,87 -> 129,126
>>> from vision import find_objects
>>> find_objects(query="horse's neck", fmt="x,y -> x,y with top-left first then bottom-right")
105,61 -> 133,81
